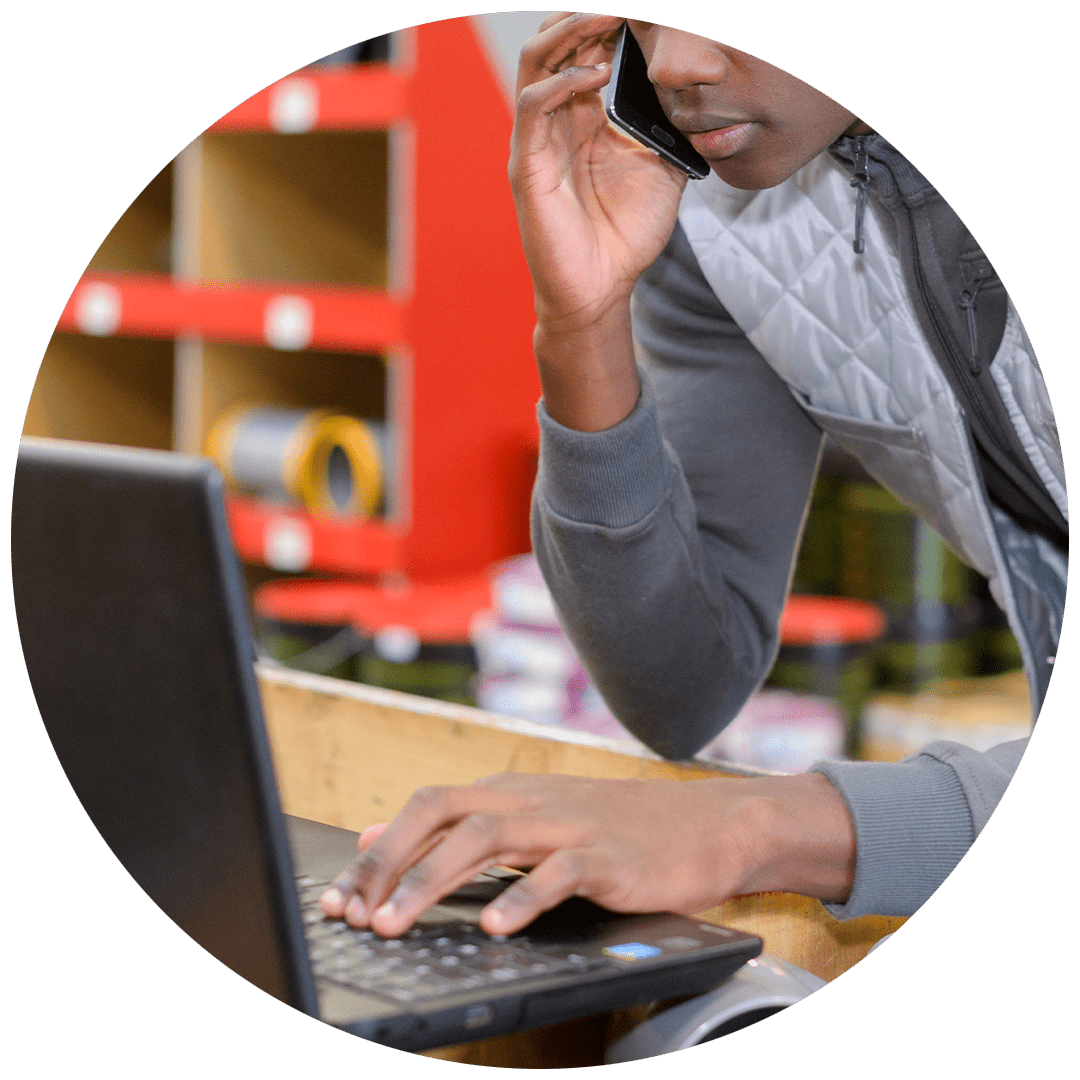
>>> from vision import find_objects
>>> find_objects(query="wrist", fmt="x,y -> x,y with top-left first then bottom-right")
533,301 -> 640,432
734,773 -> 857,904
532,283 -> 635,334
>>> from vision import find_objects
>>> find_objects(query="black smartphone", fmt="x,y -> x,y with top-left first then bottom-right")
605,24 -> 710,180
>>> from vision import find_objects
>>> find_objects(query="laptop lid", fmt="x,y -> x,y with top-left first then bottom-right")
12,436 -> 319,1017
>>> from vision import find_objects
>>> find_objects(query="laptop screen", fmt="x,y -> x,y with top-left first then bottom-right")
12,438 -> 317,1014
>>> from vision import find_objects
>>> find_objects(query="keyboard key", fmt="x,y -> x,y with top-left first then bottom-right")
298,874 -> 593,1003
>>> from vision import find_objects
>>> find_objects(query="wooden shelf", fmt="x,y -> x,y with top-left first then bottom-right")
195,130 -> 390,287
86,163 -> 173,276
25,333 -> 174,450
198,342 -> 386,434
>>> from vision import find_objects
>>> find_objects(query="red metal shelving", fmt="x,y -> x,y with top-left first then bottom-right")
52,19 -> 541,581
210,64 -> 410,132
226,496 -> 403,576
56,274 -> 404,353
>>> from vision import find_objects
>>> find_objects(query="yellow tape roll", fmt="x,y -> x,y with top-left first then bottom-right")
207,406 -> 384,518
299,413 -> 383,517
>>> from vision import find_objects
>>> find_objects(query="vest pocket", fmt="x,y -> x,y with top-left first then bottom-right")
791,393 -> 959,550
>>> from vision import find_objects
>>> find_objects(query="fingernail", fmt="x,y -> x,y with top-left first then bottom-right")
374,900 -> 396,921
344,895 -> 366,923
320,887 -> 344,912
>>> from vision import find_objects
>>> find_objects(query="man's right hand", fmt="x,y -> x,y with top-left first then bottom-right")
318,771 -> 857,939
509,13 -> 689,432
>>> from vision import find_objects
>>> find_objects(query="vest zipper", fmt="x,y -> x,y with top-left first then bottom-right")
904,221 -> 1048,692
849,136 -> 871,254
908,216 -> 996,434
907,214 -> 1067,539
895,177 -> 1055,518
959,274 -> 986,375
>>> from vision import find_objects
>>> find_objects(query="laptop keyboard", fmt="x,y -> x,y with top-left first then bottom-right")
296,876 -> 600,1004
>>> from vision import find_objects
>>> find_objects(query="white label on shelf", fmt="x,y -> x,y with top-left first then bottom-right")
74,282 -> 122,336
263,516 -> 312,572
264,295 -> 314,351
373,626 -> 422,664
269,78 -> 320,133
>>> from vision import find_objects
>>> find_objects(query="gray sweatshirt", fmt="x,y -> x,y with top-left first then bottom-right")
530,174 -> 1061,919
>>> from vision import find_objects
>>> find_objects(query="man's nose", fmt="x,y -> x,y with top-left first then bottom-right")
645,29 -> 729,92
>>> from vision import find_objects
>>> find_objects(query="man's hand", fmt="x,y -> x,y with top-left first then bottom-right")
319,772 -> 856,937
510,12 -> 687,332
509,13 -> 689,432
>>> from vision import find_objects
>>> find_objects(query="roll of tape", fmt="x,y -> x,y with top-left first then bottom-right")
297,413 -> 384,516
207,406 -> 384,517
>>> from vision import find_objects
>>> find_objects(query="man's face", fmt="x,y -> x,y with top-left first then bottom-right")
628,22 -> 866,190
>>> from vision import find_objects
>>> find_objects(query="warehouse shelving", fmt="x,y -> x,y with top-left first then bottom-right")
26,17 -> 541,581
56,275 -> 402,352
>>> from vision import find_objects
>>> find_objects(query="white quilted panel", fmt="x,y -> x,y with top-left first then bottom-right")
990,304 -> 1068,520
677,152 -> 1015,581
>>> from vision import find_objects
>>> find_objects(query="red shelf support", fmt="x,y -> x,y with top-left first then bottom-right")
226,496 -> 404,576
56,273 -> 404,353
210,65 -> 410,132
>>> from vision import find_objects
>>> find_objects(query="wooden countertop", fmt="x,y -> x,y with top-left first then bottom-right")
256,663 -> 904,1065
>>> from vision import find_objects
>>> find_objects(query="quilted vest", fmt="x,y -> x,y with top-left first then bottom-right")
676,146 -> 1067,715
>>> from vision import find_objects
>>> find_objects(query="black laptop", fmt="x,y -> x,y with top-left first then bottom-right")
11,436 -> 762,1053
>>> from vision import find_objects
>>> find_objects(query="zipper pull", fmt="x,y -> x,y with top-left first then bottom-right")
959,274 -> 986,375
850,136 -> 871,254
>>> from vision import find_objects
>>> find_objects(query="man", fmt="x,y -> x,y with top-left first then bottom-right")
320,14 -> 1066,938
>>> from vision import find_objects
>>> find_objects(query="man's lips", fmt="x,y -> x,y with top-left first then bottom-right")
682,122 -> 755,159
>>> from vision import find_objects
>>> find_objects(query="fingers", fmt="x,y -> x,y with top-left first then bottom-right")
517,61 -> 612,117
536,11 -> 575,34
358,822 -> 387,849
319,783 -> 513,921
318,815 -> 444,920
365,809 -> 578,937
320,783 -> 521,927
318,824 -> 386,916
317,777 -> 589,937
511,62 -> 613,164
516,12 -> 623,97
480,849 -> 594,935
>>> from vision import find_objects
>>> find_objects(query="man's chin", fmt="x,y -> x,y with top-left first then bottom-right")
708,146 -> 833,191
708,163 -> 796,191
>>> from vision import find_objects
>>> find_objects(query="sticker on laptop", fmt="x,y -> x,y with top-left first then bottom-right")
602,942 -> 663,960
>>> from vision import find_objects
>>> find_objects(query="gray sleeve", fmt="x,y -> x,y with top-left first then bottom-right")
811,738 -> 1028,918
530,223 -> 824,759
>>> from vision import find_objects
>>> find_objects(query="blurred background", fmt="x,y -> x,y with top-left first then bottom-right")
24,12 -> 1032,775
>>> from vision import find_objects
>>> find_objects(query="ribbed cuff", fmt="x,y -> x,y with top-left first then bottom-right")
536,371 -> 669,529
809,756 -> 976,920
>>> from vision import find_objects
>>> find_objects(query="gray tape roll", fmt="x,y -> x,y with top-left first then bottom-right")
207,406 -> 384,516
